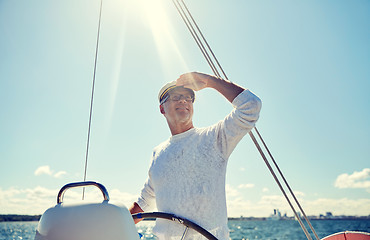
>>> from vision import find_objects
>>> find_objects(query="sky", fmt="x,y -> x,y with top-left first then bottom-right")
0,0 -> 369,219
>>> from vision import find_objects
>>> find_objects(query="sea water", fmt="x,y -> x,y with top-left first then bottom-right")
0,220 -> 369,240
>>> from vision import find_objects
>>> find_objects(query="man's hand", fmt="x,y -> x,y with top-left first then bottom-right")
176,72 -> 245,103
176,72 -> 212,91
129,202 -> 144,224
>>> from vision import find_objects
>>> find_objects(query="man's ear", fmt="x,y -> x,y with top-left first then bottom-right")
160,105 -> 165,114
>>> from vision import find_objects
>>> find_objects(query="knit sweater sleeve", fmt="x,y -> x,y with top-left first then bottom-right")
136,149 -> 158,211
136,176 -> 156,211
215,89 -> 262,159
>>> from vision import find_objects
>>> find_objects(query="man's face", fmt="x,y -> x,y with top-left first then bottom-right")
161,88 -> 194,126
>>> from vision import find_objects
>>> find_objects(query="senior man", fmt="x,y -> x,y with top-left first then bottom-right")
129,72 -> 262,240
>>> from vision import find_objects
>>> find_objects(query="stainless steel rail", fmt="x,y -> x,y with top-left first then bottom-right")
57,181 -> 110,204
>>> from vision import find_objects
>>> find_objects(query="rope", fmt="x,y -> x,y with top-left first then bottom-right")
171,1 -> 319,239
82,0 -> 103,200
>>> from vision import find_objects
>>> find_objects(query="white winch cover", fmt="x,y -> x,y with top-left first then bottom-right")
35,202 -> 140,240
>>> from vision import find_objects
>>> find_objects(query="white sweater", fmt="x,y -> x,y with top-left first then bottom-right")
137,90 -> 262,240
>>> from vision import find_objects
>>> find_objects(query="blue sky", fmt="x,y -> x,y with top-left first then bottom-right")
0,0 -> 369,217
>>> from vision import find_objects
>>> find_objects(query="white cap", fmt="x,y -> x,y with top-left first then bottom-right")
158,81 -> 195,104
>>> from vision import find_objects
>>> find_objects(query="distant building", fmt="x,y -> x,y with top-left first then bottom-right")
326,212 -> 334,219
267,209 -> 282,220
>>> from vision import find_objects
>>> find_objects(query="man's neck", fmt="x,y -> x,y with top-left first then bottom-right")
169,123 -> 194,136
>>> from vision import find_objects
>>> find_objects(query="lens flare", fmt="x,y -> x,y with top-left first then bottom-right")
137,0 -> 189,74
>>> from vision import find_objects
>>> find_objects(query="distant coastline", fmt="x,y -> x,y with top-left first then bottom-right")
0,214 -> 369,222
228,215 -> 370,221
0,215 -> 41,222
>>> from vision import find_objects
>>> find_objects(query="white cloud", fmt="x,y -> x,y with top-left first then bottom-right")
0,186 -> 138,215
238,183 -> 254,189
226,193 -> 370,218
0,186 -> 59,215
34,165 -> 67,179
34,165 -> 53,176
259,195 -> 286,207
54,171 -> 67,178
334,168 -> 370,190
109,189 -> 138,208
226,184 -> 240,198
227,197 -> 255,217
293,191 -> 305,197
1,184 -> 370,219
302,198 -> 370,216
224,183 -> 370,217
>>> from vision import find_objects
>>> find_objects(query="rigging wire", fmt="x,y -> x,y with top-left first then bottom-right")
172,0 -> 220,76
82,0 -> 103,200
171,1 -> 320,239
248,131 -> 312,240
254,127 -> 320,240
179,0 -> 229,81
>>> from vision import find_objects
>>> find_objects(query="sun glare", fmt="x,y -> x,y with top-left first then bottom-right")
136,0 -> 190,75
139,0 -> 170,33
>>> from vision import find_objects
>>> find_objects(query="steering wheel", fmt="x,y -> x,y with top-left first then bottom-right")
132,212 -> 218,240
